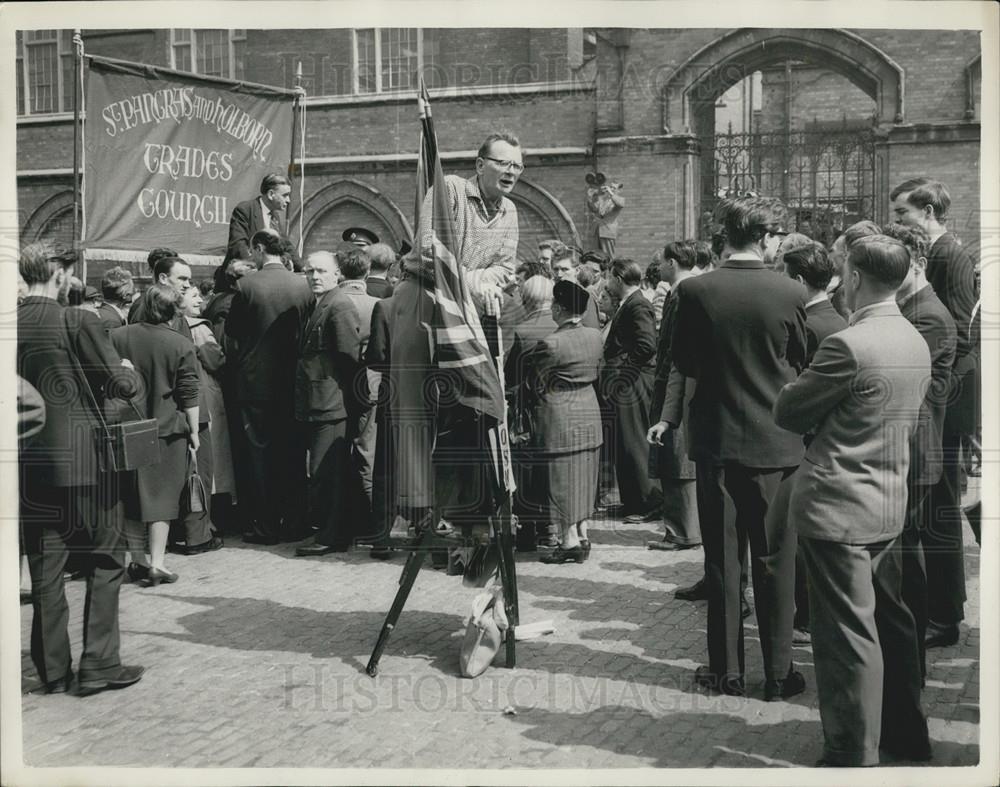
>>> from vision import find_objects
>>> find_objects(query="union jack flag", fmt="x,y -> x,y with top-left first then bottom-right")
415,80 -> 506,427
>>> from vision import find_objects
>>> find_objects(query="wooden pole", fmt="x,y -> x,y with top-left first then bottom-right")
72,30 -> 82,267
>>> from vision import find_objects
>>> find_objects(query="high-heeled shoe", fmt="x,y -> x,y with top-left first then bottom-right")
146,567 -> 179,587
126,562 -> 150,583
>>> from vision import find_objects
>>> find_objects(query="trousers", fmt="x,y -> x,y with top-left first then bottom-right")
21,474 -> 126,685
803,534 -> 928,766
697,462 -> 795,683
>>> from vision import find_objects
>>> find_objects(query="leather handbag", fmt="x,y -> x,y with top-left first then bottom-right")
62,313 -> 160,472
184,447 -> 208,517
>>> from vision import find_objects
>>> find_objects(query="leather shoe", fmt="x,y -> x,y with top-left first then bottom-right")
369,546 -> 393,560
764,668 -> 806,701
295,543 -> 338,557
33,673 -> 73,695
925,620 -> 959,648
580,539 -> 592,561
77,665 -> 145,697
694,665 -> 745,696
647,538 -> 699,551
741,595 -> 753,620
243,531 -> 280,546
540,546 -> 585,564
183,536 -> 224,555
675,578 -> 708,601
880,737 -> 933,762
126,562 -> 150,583
146,567 -> 178,587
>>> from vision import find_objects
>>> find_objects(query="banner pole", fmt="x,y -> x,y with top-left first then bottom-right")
294,62 -> 306,257
72,30 -> 82,270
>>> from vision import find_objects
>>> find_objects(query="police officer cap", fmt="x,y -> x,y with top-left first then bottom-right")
552,280 -> 590,315
342,227 -> 380,246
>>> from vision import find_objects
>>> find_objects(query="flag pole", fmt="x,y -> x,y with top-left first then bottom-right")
293,62 -> 307,258
72,30 -> 83,276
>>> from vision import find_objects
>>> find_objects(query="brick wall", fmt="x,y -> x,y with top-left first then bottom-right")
16,27 -> 983,280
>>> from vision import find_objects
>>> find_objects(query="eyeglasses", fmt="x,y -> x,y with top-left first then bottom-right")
483,156 -> 524,174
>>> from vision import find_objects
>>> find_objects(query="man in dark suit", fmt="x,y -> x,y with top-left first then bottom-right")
365,242 -> 397,299
224,173 -> 297,267
17,242 -> 145,697
891,178 -> 976,649
602,258 -> 662,522
647,240 -> 701,550
293,251 -> 369,555
883,221 -> 958,680
96,266 -> 134,332
775,236 -> 932,766
672,196 -> 808,698
778,241 -> 848,643
226,230 -> 314,543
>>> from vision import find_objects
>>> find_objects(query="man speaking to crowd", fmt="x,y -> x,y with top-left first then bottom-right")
224,173 -> 298,268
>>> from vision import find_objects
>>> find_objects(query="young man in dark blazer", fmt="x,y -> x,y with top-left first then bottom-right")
883,221 -> 958,680
602,258 -> 662,522
775,236 -> 932,766
778,241 -> 848,642
226,230 -> 314,544
891,178 -> 976,649
17,242 -> 144,697
672,196 -> 808,698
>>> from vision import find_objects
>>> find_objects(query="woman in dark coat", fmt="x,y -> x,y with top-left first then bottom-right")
111,284 -> 200,585
528,280 -> 604,564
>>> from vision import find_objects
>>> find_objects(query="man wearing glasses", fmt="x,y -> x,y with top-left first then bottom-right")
408,131 -> 523,319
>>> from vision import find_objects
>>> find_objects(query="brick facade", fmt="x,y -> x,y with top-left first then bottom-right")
16,27 -> 982,282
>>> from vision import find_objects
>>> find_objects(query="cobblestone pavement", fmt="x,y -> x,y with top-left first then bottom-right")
17,509 -> 981,772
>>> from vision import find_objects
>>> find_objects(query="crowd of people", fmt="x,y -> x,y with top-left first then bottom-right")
16,129 -> 981,767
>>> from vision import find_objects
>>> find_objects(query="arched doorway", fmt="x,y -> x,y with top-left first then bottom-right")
22,191 -> 79,248
510,178 -> 581,263
663,29 -> 903,242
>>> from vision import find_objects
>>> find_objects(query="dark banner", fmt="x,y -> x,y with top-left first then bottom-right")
84,56 -> 295,255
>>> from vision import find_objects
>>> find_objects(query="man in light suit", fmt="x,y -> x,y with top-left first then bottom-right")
224,173 -> 298,267
672,196 -> 808,698
226,230 -> 314,544
774,235 -> 932,766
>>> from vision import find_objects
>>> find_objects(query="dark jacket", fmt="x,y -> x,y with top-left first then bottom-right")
898,284 -> 958,486
96,301 -> 127,333
365,276 -> 395,299
17,297 -> 139,487
225,263 -> 314,404
926,232 -> 978,435
601,288 -> 657,399
505,308 -> 558,390
651,289 -> 696,480
672,256 -> 808,467
804,297 -> 848,366
110,323 -> 200,437
528,321 -> 604,454
295,287 -> 365,422
225,197 -> 298,266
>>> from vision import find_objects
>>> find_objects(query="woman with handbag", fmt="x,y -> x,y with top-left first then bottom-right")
111,284 -> 200,586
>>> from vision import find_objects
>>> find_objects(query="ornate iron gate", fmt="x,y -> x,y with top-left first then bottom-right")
701,124 -> 879,246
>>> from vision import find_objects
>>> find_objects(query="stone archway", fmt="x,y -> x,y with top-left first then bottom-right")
660,29 -> 903,235
21,191 -> 77,245
292,178 -> 413,257
509,178 -> 580,262
662,28 -> 905,137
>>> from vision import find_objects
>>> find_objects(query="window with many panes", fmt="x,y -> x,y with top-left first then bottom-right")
15,30 -> 76,116
170,29 -> 246,80
352,28 -> 433,94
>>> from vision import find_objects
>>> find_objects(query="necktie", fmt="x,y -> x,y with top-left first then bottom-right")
269,212 -> 280,232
